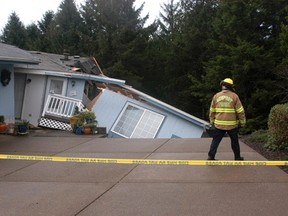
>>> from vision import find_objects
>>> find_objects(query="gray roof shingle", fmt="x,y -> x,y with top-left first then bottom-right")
0,43 -> 40,64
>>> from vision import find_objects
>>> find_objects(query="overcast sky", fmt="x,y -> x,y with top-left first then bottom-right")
0,0 -> 168,31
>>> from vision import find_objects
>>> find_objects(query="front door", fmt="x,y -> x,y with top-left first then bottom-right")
44,76 -> 68,116
14,73 -> 26,119
21,74 -> 46,126
44,77 -> 68,104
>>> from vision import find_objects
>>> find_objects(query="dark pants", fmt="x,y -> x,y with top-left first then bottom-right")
208,127 -> 241,159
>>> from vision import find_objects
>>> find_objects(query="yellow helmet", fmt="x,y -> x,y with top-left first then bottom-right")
220,78 -> 235,91
222,78 -> 234,85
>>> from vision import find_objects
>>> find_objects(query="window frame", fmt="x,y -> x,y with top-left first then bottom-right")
111,103 -> 165,138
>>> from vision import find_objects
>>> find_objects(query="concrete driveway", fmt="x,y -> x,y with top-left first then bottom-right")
0,131 -> 287,216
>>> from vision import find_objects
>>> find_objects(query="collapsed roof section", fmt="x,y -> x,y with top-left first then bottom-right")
14,51 -> 125,86
73,57 -> 103,75
15,51 -> 102,74
89,82 -> 209,128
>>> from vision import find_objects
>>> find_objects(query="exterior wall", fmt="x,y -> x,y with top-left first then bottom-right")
66,79 -> 85,100
156,114 -> 204,138
92,89 -> 204,138
92,89 -> 128,135
0,64 -> 15,123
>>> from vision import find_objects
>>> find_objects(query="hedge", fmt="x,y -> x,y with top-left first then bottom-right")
266,103 -> 288,150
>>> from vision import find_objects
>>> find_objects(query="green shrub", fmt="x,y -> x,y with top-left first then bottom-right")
250,130 -> 268,143
75,111 -> 96,127
266,103 -> 288,150
239,117 -> 267,135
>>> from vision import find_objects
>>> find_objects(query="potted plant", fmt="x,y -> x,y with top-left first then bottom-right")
83,126 -> 92,135
81,111 -> 96,124
0,115 -> 7,133
74,111 -> 97,135
16,120 -> 29,134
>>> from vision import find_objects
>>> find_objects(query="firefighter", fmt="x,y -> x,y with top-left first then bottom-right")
207,78 -> 246,160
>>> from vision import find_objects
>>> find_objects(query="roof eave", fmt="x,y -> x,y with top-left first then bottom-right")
0,57 -> 40,65
15,69 -> 126,86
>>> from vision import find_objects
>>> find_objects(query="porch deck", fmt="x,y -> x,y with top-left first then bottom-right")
40,94 -> 87,130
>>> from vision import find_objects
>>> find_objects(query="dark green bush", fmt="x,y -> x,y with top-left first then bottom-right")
266,103 -> 288,150
239,117 -> 268,135
250,130 -> 268,143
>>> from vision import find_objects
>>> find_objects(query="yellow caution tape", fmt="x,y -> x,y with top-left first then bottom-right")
0,154 -> 287,166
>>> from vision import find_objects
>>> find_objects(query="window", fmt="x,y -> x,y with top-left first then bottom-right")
112,103 -> 165,138
49,79 -> 64,94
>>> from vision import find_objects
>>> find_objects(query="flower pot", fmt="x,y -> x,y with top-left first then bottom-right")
83,127 -> 91,135
75,126 -> 82,135
18,124 -> 28,134
0,122 -> 7,133
8,123 -> 15,134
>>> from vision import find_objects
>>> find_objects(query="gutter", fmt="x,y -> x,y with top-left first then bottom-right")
0,56 -> 40,65
15,69 -> 126,86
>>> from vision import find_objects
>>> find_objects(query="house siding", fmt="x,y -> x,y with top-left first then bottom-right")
92,89 -> 128,135
156,115 -> 204,138
66,79 -> 85,101
92,89 -> 204,138
0,64 -> 15,122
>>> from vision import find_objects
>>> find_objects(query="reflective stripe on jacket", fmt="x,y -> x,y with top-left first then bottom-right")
209,90 -> 246,130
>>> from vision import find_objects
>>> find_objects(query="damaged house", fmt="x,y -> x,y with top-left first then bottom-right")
0,43 -> 209,138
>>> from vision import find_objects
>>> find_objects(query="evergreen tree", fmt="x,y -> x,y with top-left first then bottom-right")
179,0 -> 218,117
37,11 -> 56,52
1,12 -> 27,49
50,0 -> 83,54
81,0 -> 155,88
26,23 -> 42,51
154,0 -> 218,117
199,0 -> 288,130
38,11 -> 55,35
158,0 -> 181,39
153,0 -> 183,107
79,0 -> 101,56
277,5 -> 288,102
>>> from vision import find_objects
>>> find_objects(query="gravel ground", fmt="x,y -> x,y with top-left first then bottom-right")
240,135 -> 288,174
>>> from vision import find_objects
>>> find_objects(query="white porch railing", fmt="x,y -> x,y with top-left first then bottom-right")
42,94 -> 86,119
